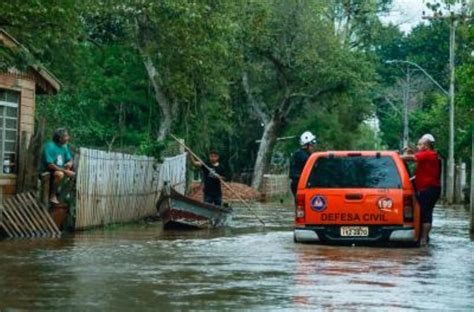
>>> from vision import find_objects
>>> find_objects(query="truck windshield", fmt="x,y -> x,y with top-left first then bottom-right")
306,156 -> 402,189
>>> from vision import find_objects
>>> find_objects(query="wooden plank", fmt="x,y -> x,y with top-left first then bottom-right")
0,194 -> 15,238
25,193 -> 61,237
2,205 -> 26,238
0,177 -> 16,186
0,220 -> 15,238
3,185 -> 17,196
0,192 -> 63,238
5,196 -> 36,237
16,131 -> 29,193
14,194 -> 44,236
6,197 -> 37,237
2,210 -> 24,238
5,200 -> 33,237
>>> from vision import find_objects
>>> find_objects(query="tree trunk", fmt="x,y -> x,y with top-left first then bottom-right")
251,117 -> 282,190
142,53 -> 173,141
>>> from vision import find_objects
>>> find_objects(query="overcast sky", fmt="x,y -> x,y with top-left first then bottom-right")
381,0 -> 426,33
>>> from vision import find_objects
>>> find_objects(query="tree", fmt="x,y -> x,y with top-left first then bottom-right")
0,0 -> 87,77
133,1 -> 237,141
372,2 -> 472,161
327,0 -> 392,48
239,1 -> 378,189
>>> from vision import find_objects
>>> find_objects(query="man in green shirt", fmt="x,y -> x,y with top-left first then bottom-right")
41,128 -> 75,204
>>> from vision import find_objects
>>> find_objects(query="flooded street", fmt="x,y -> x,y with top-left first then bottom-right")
1,203 -> 473,311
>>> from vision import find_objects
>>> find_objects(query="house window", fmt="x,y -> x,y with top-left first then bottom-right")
0,89 -> 19,174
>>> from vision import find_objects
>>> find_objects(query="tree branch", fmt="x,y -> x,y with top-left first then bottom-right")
281,84 -> 345,117
241,71 -> 269,124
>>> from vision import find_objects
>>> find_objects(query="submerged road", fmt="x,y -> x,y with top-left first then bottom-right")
0,203 -> 473,311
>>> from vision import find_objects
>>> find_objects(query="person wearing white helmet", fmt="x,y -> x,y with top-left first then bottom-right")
289,131 -> 316,199
401,133 -> 441,246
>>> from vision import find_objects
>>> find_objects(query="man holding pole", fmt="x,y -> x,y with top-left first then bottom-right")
401,134 -> 441,246
172,134 -> 265,225
191,150 -> 225,206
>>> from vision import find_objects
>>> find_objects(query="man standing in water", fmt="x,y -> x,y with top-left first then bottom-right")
41,128 -> 75,204
191,150 -> 225,206
401,134 -> 441,246
290,131 -> 316,199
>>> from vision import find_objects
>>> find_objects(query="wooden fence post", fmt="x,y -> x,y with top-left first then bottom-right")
454,159 -> 465,204
178,139 -> 185,154
16,131 -> 30,193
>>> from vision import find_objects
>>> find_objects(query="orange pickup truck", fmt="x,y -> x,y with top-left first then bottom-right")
293,151 -> 420,246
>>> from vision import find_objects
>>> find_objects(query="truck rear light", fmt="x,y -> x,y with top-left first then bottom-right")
295,194 -> 305,223
403,195 -> 414,222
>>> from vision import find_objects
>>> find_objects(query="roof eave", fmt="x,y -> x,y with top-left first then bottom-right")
0,28 -> 61,94
30,65 -> 61,94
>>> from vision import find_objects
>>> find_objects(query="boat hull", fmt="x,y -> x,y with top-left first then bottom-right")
157,187 -> 232,229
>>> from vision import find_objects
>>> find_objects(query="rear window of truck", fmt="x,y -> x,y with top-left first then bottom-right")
306,156 -> 402,189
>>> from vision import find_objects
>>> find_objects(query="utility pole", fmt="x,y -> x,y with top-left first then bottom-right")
422,10 -> 471,204
402,66 -> 411,148
385,60 -> 449,152
447,17 -> 456,204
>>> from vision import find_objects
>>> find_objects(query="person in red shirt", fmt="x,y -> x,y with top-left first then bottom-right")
401,134 -> 441,246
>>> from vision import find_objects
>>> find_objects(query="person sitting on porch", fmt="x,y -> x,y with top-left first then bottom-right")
40,128 -> 75,204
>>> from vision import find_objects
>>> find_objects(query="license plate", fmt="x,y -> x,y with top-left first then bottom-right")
340,226 -> 369,237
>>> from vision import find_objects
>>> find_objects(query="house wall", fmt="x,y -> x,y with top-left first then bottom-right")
0,72 -> 36,196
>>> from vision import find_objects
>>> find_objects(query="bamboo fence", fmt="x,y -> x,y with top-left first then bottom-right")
75,148 -> 186,230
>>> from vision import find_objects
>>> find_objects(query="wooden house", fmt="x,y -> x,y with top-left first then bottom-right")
0,29 -> 60,196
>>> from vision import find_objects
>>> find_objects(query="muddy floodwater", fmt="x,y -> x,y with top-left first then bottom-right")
1,203 -> 473,311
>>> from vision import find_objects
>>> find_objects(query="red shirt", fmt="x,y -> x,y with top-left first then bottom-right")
414,150 -> 441,191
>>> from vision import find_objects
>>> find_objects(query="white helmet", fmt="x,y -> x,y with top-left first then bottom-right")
300,131 -> 316,146
421,133 -> 435,143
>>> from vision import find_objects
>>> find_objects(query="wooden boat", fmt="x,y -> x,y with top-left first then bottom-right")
157,185 -> 233,229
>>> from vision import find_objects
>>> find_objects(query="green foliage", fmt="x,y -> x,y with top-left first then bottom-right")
36,43 -> 155,151
370,0 -> 472,163
138,139 -> 166,162
2,0 -> 470,175
0,0 -> 85,74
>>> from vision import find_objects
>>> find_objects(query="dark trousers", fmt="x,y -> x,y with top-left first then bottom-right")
291,180 -> 298,204
204,194 -> 222,206
40,170 -> 57,197
416,186 -> 441,224
291,180 -> 298,196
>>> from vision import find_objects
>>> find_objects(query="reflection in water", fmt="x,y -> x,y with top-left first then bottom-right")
0,204 -> 473,310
